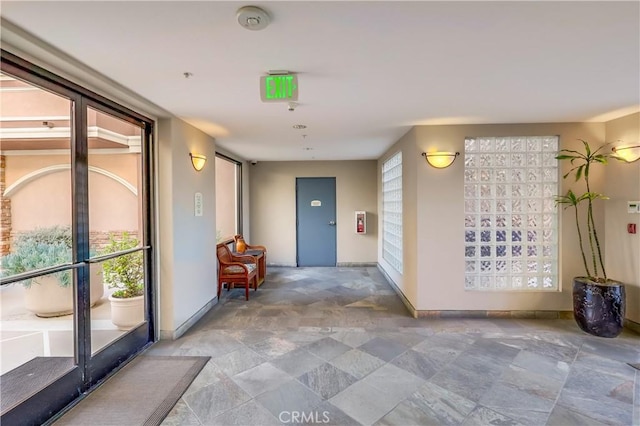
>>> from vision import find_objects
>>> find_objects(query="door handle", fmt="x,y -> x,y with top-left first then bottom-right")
329,221 -> 336,226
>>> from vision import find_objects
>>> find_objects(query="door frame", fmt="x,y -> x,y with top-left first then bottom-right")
0,50 -> 156,425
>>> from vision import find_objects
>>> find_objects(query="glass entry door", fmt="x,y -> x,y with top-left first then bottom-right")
0,51 -> 155,425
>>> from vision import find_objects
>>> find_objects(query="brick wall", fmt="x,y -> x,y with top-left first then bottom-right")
1,156 -> 11,256
90,230 -> 140,252
7,229 -> 139,254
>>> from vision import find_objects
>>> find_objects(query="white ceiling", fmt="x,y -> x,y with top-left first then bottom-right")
2,1 -> 639,161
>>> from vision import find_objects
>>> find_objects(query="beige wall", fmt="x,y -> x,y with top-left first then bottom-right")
380,122 -> 609,312
605,112 -> 640,323
5,154 -> 140,235
249,160 -> 377,266
158,117 -> 217,337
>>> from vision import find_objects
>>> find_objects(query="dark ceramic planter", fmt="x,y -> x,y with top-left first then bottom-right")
573,277 -> 625,338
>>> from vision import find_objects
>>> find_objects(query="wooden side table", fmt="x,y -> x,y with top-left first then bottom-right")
234,249 -> 265,287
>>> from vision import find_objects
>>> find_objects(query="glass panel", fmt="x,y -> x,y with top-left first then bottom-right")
464,199 -> 477,213
0,270 -> 76,396
465,276 -> 477,290
215,156 -> 240,242
382,152 -> 402,273
465,231 -> 476,243
464,169 -> 477,183
465,138 -> 477,152
0,75 -> 76,400
480,276 -> 492,289
464,153 -> 477,167
87,107 -> 145,355
463,136 -> 559,291
479,137 -> 494,151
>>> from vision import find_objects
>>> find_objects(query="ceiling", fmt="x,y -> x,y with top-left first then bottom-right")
2,1 -> 639,162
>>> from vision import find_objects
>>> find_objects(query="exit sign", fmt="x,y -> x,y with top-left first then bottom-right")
260,74 -> 298,102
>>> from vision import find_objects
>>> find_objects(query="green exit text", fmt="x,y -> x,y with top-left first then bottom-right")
261,74 -> 298,102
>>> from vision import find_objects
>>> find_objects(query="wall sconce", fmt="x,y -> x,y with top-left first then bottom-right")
612,144 -> 640,163
189,153 -> 207,171
421,151 -> 460,169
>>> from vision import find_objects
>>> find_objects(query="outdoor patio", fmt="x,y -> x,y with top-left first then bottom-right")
0,283 -> 126,375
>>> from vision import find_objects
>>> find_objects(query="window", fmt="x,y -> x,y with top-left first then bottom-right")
382,152 -> 402,273
215,154 -> 242,241
464,136 -> 558,290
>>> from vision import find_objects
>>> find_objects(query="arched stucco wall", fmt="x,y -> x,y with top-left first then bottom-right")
5,158 -> 140,246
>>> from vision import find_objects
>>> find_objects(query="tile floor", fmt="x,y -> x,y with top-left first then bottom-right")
150,267 -> 640,426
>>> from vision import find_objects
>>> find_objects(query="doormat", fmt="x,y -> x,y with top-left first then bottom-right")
54,356 -> 209,426
1,357 -> 74,415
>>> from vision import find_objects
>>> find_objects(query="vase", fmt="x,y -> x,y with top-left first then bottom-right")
236,238 -> 247,253
573,277 -> 625,338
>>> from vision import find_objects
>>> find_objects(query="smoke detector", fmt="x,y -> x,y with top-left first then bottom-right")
237,6 -> 270,31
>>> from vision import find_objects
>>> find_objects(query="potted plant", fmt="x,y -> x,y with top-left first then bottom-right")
556,139 -> 625,337
1,226 -> 104,317
100,232 -> 145,330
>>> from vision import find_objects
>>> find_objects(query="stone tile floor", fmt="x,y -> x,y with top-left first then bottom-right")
150,267 -> 640,425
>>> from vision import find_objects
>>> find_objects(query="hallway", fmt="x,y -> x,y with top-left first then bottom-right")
150,267 -> 640,425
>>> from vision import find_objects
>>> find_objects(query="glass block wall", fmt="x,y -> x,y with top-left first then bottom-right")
464,136 -> 559,290
382,152 -> 403,273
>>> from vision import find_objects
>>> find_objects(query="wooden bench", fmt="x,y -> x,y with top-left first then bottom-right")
233,235 -> 267,287
216,243 -> 258,300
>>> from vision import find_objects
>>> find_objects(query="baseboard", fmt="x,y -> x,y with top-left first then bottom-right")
376,263 -> 578,320
266,262 -> 297,267
415,310 -> 574,319
625,318 -> 640,335
159,297 -> 217,340
337,262 -> 377,267
376,263 -> 418,318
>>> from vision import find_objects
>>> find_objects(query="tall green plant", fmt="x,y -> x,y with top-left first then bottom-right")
100,232 -> 144,298
556,139 -> 611,283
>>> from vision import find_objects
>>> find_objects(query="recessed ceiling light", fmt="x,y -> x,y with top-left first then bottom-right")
303,147 -> 313,151
293,124 -> 307,129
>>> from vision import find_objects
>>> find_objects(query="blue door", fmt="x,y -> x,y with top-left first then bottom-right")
296,178 -> 337,266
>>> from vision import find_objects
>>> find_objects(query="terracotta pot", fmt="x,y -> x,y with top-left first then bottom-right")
24,266 -> 105,317
109,294 -> 144,330
573,277 -> 625,338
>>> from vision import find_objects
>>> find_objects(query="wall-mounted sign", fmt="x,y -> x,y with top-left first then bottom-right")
311,200 -> 321,207
260,74 -> 298,102
194,192 -> 203,216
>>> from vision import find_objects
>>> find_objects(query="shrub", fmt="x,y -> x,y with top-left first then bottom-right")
1,226 -> 72,287
100,232 -> 144,298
